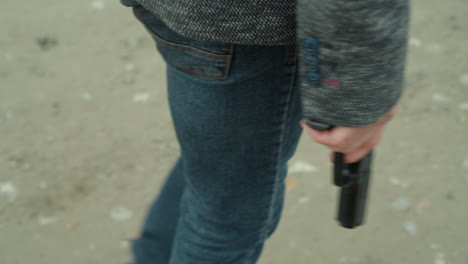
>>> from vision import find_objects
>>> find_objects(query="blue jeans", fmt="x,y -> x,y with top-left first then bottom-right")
129,4 -> 304,263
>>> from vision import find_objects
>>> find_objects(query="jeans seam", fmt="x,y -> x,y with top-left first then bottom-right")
260,61 -> 298,247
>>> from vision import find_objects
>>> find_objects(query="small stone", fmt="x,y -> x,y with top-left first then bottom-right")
409,38 -> 422,47
81,92 -> 93,101
8,160 -> 18,168
285,176 -> 298,191
0,182 -> 18,201
120,240 -> 130,248
66,221 -> 80,230
21,163 -> 31,171
133,93 -> 150,102
125,64 -> 136,72
460,74 -> 468,85
40,182 -> 48,189
415,200 -> 431,215
462,157 -> 468,169
430,243 -> 440,250
125,38 -> 143,50
120,53 -> 131,61
91,0 -> 105,10
392,197 -> 410,212
298,196 -> 310,204
389,177 -> 401,186
403,221 -> 417,236
434,252 -> 446,264
36,35 -> 58,51
289,160 -> 318,174
423,43 -> 443,53
111,207 -> 133,222
459,103 -> 468,110
446,192 -> 455,200
413,72 -> 428,81
52,102 -> 61,115
432,93 -> 451,102
38,216 -> 59,225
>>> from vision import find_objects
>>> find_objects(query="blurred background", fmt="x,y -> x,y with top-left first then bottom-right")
1,0 -> 467,263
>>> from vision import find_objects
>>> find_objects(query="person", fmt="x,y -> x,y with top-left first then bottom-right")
120,0 -> 409,263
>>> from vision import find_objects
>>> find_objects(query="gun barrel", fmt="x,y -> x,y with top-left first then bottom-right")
335,151 -> 373,228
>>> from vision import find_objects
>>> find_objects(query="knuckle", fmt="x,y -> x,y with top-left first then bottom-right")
344,148 -> 355,154
345,155 -> 358,164
334,137 -> 348,147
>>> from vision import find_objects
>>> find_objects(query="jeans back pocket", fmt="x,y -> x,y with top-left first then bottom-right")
133,6 -> 234,80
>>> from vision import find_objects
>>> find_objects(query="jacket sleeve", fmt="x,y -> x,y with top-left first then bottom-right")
296,0 -> 410,127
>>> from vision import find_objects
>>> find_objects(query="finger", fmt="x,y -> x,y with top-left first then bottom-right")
328,135 -> 369,154
329,126 -> 374,152
344,126 -> 383,163
344,143 -> 374,164
331,123 -> 384,154
300,120 -> 334,145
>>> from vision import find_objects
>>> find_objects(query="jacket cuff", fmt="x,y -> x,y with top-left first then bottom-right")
296,0 -> 410,127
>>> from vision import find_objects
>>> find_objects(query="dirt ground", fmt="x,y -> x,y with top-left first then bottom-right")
1,0 -> 467,263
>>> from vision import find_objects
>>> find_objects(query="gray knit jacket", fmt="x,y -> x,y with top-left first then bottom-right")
121,0 -> 410,127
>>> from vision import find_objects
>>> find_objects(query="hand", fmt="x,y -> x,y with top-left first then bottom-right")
300,103 -> 399,164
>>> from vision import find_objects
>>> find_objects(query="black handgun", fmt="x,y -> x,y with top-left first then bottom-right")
306,121 -> 373,229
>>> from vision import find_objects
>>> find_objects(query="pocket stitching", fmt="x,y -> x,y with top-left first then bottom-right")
159,43 -> 234,80
172,64 -> 229,80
